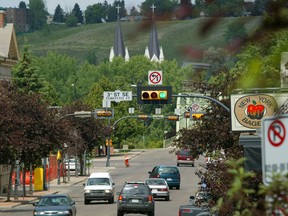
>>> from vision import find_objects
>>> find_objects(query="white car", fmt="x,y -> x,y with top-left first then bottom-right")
64,158 -> 80,171
83,172 -> 115,204
145,178 -> 170,201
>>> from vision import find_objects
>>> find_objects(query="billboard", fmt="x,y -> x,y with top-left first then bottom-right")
230,93 -> 288,131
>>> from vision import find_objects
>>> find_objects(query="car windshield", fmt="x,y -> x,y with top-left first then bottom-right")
38,196 -> 69,206
179,151 -> 190,156
146,179 -> 166,185
159,167 -> 178,174
87,178 -> 110,185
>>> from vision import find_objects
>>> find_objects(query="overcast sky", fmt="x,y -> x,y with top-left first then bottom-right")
0,0 -> 143,14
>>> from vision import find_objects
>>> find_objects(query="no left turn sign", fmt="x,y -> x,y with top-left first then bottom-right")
148,70 -> 162,85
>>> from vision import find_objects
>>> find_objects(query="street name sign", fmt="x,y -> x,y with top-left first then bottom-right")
262,115 -> 288,185
103,90 -> 132,103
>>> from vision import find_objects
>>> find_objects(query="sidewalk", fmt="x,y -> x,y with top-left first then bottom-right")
0,150 -> 144,209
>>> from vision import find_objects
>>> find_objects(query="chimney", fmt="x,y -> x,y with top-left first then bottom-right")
0,10 -> 6,28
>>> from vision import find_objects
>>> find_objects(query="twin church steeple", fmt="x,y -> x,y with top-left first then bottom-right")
109,4 -> 164,62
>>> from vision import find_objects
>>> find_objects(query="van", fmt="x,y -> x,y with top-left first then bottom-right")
83,172 -> 115,204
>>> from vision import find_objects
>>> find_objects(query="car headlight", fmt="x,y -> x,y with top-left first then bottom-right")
84,189 -> 91,193
58,210 -> 70,214
105,189 -> 112,193
34,211 -> 46,215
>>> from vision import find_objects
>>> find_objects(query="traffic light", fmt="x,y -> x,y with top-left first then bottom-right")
95,108 -> 114,119
138,115 -> 149,120
184,112 -> 204,120
167,115 -> 179,121
106,139 -> 112,146
192,114 -> 204,120
137,86 -> 172,104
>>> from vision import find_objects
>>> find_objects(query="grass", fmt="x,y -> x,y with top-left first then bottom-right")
16,16 -> 263,65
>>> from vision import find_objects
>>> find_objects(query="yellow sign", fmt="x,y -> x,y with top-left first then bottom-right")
57,150 -> 61,160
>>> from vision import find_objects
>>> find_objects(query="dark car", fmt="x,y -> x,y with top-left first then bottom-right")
117,182 -> 155,216
177,150 -> 195,167
148,165 -> 181,189
32,194 -> 76,216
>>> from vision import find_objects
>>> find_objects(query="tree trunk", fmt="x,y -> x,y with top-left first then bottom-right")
6,162 -> 15,202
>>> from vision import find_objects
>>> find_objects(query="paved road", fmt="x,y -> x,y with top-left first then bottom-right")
0,148 -> 204,216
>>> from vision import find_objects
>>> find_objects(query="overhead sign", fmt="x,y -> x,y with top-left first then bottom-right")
262,115 -> 288,185
148,70 -> 162,85
103,90 -> 132,103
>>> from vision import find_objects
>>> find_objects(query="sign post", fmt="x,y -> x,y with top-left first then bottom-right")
262,115 -> 288,185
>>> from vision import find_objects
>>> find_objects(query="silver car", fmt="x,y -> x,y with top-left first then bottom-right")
145,178 -> 170,201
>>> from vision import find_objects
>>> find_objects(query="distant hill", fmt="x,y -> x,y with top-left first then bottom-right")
16,16 -> 262,65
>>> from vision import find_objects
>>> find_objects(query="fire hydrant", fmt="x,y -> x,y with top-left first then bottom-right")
124,154 -> 130,167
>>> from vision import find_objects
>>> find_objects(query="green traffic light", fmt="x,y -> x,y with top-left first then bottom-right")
159,91 -> 167,99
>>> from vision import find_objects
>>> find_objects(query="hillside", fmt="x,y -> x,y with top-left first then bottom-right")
16,16 -> 263,65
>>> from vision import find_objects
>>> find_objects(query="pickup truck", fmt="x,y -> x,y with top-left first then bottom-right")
178,196 -> 215,216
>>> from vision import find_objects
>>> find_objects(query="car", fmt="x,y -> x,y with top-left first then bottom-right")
64,158 -> 80,171
145,178 -> 170,201
83,172 -> 115,204
194,191 -> 211,203
32,193 -> 76,216
117,182 -> 155,216
177,150 -> 195,167
148,165 -> 181,189
178,195 -> 215,216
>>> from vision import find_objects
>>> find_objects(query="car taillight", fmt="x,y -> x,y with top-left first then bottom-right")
156,174 -> 160,178
118,195 -> 123,201
158,188 -> 167,191
148,195 -> 153,202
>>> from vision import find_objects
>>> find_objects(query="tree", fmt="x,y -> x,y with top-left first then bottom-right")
12,44 -> 45,94
19,1 -> 27,9
140,0 -> 178,20
72,3 -> 84,24
85,3 -> 106,24
28,0 -> 48,30
130,6 -> 140,16
53,4 -> 65,23
66,14 -> 78,27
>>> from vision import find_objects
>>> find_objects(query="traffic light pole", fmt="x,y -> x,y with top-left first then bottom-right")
106,117 -> 111,167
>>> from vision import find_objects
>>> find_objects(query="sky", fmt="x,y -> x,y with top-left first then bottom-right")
0,0 -> 143,14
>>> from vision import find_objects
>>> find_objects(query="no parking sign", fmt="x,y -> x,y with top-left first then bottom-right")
262,115 -> 288,185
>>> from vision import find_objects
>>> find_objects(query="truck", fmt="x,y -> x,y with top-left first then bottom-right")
178,196 -> 216,216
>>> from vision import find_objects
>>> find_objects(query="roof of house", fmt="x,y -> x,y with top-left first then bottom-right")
0,23 -> 20,61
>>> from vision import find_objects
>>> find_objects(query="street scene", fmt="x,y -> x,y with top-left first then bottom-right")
1,0 -> 288,215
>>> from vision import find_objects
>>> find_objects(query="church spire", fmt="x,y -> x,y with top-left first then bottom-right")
144,4 -> 164,62
109,4 -> 129,62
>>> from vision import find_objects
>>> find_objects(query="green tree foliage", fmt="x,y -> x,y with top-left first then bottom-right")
12,44 -> 44,94
19,1 -> 27,9
53,4 -> 65,23
85,3 -> 106,24
224,20 -> 248,45
66,14 -> 78,27
130,6 -> 140,16
196,0 -> 245,17
140,0 -> 178,20
72,3 -> 83,24
28,0 -> 47,30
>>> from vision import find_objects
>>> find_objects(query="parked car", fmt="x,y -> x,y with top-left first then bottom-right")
177,150 -> 194,167
148,165 -> 181,189
145,178 -> 170,201
32,194 -> 76,216
178,196 -> 215,216
117,181 -> 155,216
83,172 -> 115,204
64,158 -> 80,171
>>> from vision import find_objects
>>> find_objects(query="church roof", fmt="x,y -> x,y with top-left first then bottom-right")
148,23 -> 160,59
113,19 -> 125,57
